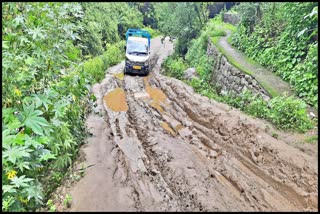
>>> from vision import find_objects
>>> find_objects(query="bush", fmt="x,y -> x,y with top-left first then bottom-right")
142,26 -> 161,38
2,3 -> 127,211
84,41 -> 125,83
83,57 -> 105,83
267,96 -> 313,132
163,55 -> 188,79
221,90 -> 313,132
244,97 -> 269,119
231,2 -> 318,107
101,41 -> 125,69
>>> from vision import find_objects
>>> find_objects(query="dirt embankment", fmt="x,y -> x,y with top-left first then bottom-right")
53,36 -> 318,212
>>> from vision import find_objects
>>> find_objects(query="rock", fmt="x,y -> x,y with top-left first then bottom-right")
261,94 -> 271,101
234,69 -> 240,75
240,77 -> 246,85
235,77 -> 241,84
244,74 -> 251,81
252,79 -> 258,87
221,90 -> 228,95
245,75 -> 252,84
309,112 -> 316,118
223,13 -> 241,25
242,86 -> 248,92
221,68 -> 228,77
183,67 -> 199,80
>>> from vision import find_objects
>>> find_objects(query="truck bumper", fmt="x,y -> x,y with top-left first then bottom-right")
125,65 -> 149,75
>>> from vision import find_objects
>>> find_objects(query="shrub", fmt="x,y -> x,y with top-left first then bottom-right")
211,90 -> 313,133
101,41 -> 125,69
163,55 -> 188,79
142,26 -> 161,38
231,2 -> 318,107
267,96 -> 313,132
83,57 -> 105,83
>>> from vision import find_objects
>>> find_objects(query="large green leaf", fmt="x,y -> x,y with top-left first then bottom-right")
2,146 -> 32,164
23,183 -> 43,204
10,175 -> 34,188
20,104 -> 50,135
2,185 -> 17,194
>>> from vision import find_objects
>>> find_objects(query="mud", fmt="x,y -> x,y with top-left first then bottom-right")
103,88 -> 128,112
58,36 -> 317,211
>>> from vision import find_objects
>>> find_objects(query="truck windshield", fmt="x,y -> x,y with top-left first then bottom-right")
126,40 -> 148,55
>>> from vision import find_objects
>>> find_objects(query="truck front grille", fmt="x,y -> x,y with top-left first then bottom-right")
133,61 -> 144,66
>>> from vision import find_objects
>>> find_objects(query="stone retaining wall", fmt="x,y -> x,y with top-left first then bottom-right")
223,12 -> 241,25
207,39 -> 271,100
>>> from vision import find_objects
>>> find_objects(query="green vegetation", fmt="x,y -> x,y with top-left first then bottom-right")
163,13 -> 314,133
79,2 -> 143,57
142,26 -> 161,38
303,136 -> 318,144
212,36 -> 280,98
272,132 -> 279,139
231,2 -> 318,107
46,199 -> 56,212
2,2 -> 140,212
2,2 -> 317,211
63,194 -> 72,208
153,2 -> 214,55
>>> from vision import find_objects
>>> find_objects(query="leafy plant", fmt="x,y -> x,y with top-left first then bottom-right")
231,2 -> 318,107
272,132 -> 279,139
46,199 -> 56,212
2,2 -> 129,212
63,194 -> 72,208
163,55 -> 188,80
267,95 -> 313,132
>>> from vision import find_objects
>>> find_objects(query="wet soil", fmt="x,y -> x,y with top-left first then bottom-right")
53,36 -> 318,212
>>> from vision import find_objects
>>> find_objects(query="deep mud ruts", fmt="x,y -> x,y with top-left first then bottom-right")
64,37 -> 317,211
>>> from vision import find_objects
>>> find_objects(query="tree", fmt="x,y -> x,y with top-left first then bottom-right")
154,2 -> 211,55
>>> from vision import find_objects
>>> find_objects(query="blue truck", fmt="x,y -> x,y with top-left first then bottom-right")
124,28 -> 151,75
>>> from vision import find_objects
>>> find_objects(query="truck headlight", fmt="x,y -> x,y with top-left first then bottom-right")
126,59 -> 132,65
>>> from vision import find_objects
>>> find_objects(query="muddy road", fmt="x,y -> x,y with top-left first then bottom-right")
57,37 -> 317,211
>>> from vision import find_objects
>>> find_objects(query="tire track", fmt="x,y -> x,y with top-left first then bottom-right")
62,37 -> 317,212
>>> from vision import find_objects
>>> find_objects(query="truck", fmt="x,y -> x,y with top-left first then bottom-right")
124,28 -> 151,76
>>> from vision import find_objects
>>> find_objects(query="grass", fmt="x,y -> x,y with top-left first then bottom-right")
212,36 -> 253,76
209,20 -> 281,98
227,36 -> 233,44
303,135 -> 318,144
223,22 -> 237,33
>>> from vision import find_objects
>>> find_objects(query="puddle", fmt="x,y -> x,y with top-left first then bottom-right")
150,101 -> 164,113
103,88 -> 128,112
143,77 -> 168,113
144,77 -> 167,103
161,122 -> 176,136
175,124 -> 184,132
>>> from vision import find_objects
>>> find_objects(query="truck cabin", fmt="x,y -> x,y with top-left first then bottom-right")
126,37 -> 149,56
